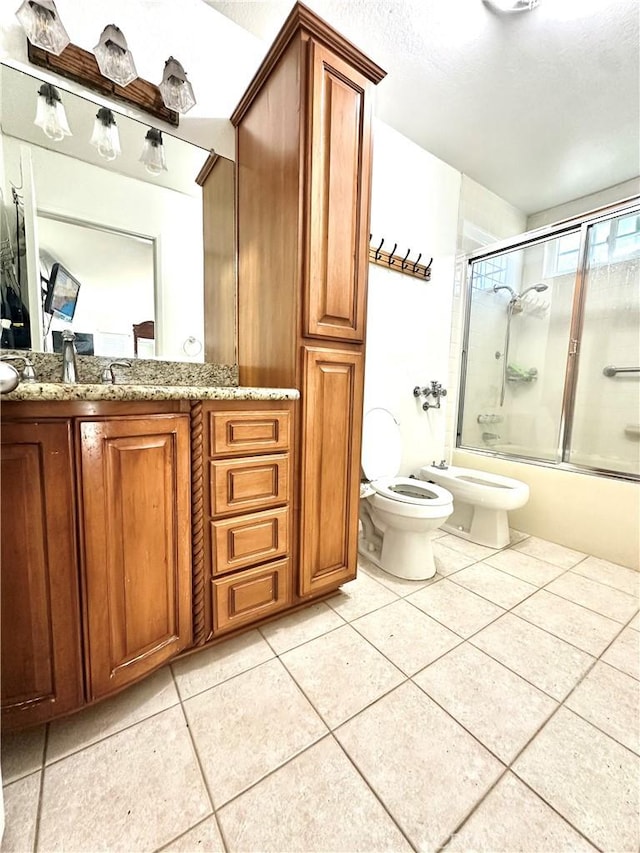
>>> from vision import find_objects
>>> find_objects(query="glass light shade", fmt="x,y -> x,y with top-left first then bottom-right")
90,107 -> 121,161
34,83 -> 71,141
139,129 -> 167,176
93,25 -> 137,87
16,0 -> 70,55
159,57 -> 196,115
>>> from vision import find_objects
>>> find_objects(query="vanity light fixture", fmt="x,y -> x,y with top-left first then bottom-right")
34,82 -> 72,141
483,0 -> 539,10
158,57 -> 196,115
90,107 -> 121,162
16,0 -> 70,55
93,25 -> 138,87
140,128 -> 167,175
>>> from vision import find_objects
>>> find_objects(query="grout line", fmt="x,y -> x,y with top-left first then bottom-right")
257,613 -> 348,657
167,667 -> 226,853
42,696 -> 182,771
330,733 -> 420,853
32,723 -> 49,853
538,584 -> 638,625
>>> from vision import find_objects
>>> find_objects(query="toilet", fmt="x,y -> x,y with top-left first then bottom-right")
418,464 -> 529,549
359,408 -> 453,579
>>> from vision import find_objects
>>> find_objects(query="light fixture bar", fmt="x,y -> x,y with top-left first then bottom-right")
27,41 -> 179,126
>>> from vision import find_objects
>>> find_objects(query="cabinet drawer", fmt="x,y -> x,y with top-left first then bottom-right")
210,454 -> 289,516
212,558 -> 291,634
211,507 -> 289,575
209,410 -> 290,457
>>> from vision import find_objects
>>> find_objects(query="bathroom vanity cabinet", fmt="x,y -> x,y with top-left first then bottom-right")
0,401 -> 193,730
229,3 -> 385,600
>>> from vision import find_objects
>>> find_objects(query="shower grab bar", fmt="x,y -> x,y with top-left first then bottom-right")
602,365 -> 640,377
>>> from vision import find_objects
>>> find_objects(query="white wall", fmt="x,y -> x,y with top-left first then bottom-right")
365,120 -> 460,476
2,134 -> 203,360
527,178 -> 640,231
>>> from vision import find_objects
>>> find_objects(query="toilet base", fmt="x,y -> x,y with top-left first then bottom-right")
443,500 -> 510,549
358,531 -> 437,580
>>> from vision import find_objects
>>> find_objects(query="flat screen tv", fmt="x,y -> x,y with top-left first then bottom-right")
44,263 -> 81,322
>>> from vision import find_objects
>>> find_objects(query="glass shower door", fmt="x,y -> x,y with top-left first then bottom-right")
568,211 -> 640,475
459,232 -> 578,461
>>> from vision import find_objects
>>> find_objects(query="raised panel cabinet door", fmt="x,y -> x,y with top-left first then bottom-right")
212,558 -> 291,635
299,347 -> 364,596
1,421 -> 83,729
304,40 -> 373,343
79,415 -> 191,700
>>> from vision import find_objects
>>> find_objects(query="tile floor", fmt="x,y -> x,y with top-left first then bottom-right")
2,531 -> 639,852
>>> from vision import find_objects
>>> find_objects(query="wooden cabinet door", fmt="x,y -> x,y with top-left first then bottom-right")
304,41 -> 372,343
1,421 -> 83,729
299,347 -> 364,595
79,415 -> 191,700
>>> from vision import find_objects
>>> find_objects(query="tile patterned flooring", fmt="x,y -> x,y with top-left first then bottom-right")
2,531 -> 639,852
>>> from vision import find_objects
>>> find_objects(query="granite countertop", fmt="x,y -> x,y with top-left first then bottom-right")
2,383 -> 300,402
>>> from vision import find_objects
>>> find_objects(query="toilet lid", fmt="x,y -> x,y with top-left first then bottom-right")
361,408 -> 402,481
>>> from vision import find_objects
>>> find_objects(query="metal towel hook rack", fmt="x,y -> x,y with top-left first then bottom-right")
368,235 -> 433,281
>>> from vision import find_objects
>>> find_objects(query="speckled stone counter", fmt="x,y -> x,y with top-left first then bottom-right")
3,383 -> 299,402
0,350 -> 238,386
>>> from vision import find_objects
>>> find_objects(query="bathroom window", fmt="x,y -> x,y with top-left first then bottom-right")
545,215 -> 640,276
470,255 -> 510,291
543,230 -> 581,277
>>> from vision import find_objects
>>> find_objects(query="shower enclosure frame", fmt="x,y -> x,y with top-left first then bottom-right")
456,195 -> 640,483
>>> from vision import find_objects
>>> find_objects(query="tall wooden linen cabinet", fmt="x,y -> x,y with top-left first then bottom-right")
230,4 -> 386,601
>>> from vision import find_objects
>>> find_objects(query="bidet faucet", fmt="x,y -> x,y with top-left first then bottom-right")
432,459 -> 448,470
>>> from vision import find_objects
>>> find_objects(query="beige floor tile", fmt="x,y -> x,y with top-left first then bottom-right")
183,658 -> 327,807
446,771 -> 597,852
573,555 -> 640,597
1,725 -> 45,784
259,602 -> 344,654
326,572 -> 398,621
408,579 -> 504,638
37,706 -> 210,852
414,643 -> 557,763
359,555 -> 442,596
280,624 -> 404,728
601,626 -> 640,680
513,589 -> 622,656
545,572 -> 639,623
565,661 -> 640,754
483,548 -> 567,586
352,599 -> 461,675
449,563 -> 537,609
437,534 -> 498,562
160,816 -> 223,852
512,536 -> 586,568
514,708 -> 640,852
218,736 -> 412,852
432,542 -> 479,576
47,666 -> 179,764
629,612 -> 640,631
471,613 -> 594,700
335,682 -> 503,852
171,629 -> 274,700
1,771 -> 41,853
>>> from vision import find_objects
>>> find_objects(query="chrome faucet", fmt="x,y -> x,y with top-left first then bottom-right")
413,381 -> 448,410
60,331 -> 78,383
101,360 -> 132,384
0,354 -> 37,382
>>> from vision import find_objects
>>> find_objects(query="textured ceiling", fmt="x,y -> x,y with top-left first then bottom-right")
204,0 -> 640,215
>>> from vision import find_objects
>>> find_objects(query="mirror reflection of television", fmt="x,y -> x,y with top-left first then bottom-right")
44,263 -> 81,322
52,330 -> 94,355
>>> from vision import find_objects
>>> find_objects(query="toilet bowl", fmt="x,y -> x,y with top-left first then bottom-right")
359,409 -> 453,579
418,464 -> 529,549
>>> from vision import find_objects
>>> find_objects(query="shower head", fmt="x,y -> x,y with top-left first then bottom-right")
519,283 -> 549,298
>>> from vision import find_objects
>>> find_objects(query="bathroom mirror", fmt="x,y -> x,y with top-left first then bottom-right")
0,62 -> 235,362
